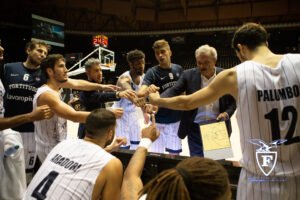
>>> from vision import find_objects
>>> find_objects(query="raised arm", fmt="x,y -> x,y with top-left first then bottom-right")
149,68 -> 238,110
121,115 -> 160,200
60,78 -> 119,92
38,91 -> 89,123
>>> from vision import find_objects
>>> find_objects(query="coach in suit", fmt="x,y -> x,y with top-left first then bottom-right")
162,45 -> 236,156
78,58 -> 136,138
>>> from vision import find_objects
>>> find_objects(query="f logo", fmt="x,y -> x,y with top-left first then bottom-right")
249,139 -> 286,176
261,155 -> 273,166
256,152 -> 277,176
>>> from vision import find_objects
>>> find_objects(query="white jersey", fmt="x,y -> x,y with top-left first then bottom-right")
24,139 -> 114,200
113,71 -> 144,112
113,71 -> 144,149
0,129 -> 26,200
33,85 -> 67,162
236,54 -> 300,176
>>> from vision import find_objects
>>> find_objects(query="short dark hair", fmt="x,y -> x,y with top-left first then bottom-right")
126,49 -> 145,63
85,109 -> 116,138
25,39 -> 51,53
40,54 -> 65,79
232,22 -> 268,51
140,157 -> 230,200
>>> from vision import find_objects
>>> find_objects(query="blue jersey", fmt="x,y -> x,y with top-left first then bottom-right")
143,63 -> 183,123
1,62 -> 46,132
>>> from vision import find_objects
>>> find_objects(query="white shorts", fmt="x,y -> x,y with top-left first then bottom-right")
237,168 -> 300,200
19,131 -> 37,170
149,121 -> 182,154
115,110 -> 143,150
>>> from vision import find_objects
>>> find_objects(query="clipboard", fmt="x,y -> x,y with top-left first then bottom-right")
199,121 -> 233,160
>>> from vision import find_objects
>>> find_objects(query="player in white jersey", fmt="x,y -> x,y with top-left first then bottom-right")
148,23 -> 300,200
33,85 -> 69,162
34,54 -> 119,162
113,49 -> 146,150
24,108 -> 151,200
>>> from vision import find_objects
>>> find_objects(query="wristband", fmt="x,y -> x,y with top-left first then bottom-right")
138,138 -> 152,149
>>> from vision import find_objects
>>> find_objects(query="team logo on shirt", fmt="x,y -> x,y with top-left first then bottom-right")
169,73 -> 173,80
249,139 -> 286,176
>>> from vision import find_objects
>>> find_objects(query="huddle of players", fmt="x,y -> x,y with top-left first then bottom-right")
1,35 -> 233,200
1,36 -> 228,200
2,22 -> 299,200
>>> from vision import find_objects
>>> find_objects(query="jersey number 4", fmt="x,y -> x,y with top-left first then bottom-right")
31,171 -> 59,200
265,105 -> 300,145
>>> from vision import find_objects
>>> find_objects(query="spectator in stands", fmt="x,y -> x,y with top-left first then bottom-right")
78,58 -> 136,138
161,44 -> 236,156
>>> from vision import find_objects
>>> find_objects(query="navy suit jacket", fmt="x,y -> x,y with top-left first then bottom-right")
162,67 -> 236,139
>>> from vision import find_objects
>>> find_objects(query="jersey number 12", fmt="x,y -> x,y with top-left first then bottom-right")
265,105 -> 300,145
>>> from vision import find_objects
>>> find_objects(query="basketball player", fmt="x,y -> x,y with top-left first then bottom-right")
149,23 -> 300,200
24,108 -> 157,200
113,49 -> 146,150
138,39 -> 183,154
78,58 -> 136,139
33,54 -> 119,162
0,40 -> 49,171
